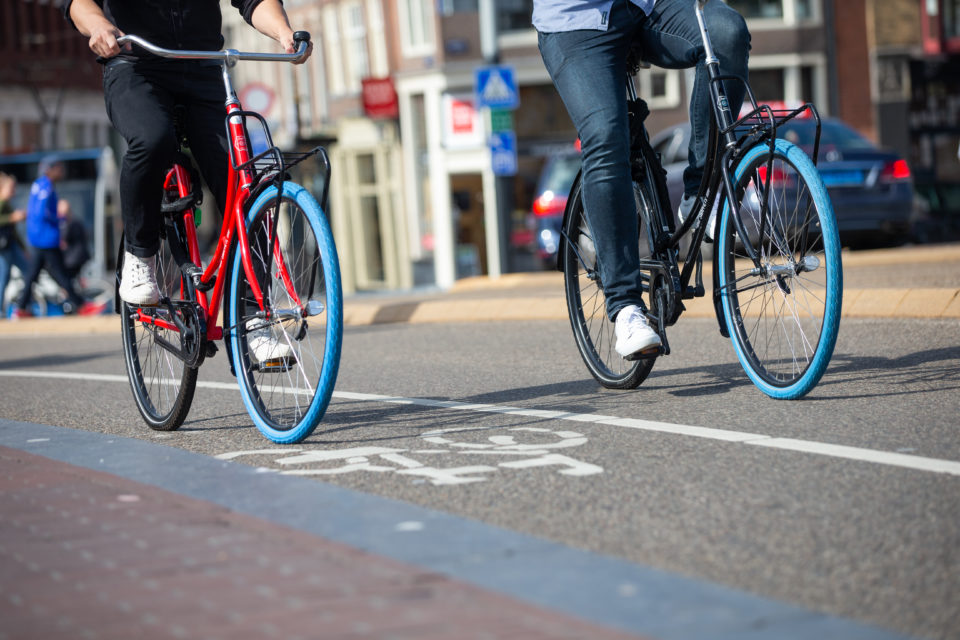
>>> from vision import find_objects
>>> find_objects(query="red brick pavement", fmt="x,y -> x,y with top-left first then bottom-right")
0,446 -> 644,640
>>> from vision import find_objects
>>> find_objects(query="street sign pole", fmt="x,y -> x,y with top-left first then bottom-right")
478,0 -> 513,276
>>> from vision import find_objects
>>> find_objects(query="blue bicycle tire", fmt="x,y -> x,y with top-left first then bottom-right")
228,182 -> 343,443
717,138 -> 842,399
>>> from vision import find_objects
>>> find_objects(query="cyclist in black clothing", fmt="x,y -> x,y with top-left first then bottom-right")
64,0 -> 312,306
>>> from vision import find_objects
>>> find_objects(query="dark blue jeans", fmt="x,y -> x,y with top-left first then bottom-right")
538,0 -> 750,319
16,247 -> 84,311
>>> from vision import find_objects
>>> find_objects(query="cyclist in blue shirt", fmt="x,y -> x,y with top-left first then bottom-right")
534,0 -> 750,358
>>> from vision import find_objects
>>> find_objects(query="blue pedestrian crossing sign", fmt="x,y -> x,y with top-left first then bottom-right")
475,65 -> 519,110
489,131 -> 518,176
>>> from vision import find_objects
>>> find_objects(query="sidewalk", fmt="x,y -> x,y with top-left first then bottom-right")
1,244 -> 958,336
0,420 -> 913,640
0,443 -> 640,640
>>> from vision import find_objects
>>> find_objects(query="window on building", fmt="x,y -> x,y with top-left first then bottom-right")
746,61 -> 823,106
497,0 -> 532,33
399,0 -> 436,57
749,68 -> 786,102
946,0 -> 960,39
323,5 -> 346,95
725,0 -> 814,22
727,0 -> 783,18
366,0 -> 389,77
440,0 -> 478,14
636,68 -> 682,110
342,1 -> 370,93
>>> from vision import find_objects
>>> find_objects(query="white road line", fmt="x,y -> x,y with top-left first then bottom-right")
3,369 -> 960,477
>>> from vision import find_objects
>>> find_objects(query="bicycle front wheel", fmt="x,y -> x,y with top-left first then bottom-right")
227,182 -> 342,444
120,227 -> 198,430
562,173 -> 656,389
717,138 -> 842,399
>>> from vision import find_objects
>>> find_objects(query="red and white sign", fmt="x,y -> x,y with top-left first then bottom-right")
442,93 -> 483,149
239,83 -> 275,117
362,77 -> 399,119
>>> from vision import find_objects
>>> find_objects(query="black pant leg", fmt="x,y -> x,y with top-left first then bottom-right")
42,248 -> 84,307
16,250 -> 46,310
181,65 -> 231,218
103,61 -> 179,258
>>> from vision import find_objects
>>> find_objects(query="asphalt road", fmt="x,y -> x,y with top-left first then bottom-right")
0,316 -> 958,639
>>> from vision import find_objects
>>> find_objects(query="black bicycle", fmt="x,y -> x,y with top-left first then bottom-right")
560,0 -> 842,400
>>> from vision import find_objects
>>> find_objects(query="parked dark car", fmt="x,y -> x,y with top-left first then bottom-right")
530,150 -> 581,269
649,117 -> 916,245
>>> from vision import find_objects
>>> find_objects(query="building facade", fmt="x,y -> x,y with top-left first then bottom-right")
0,0 -> 112,154
224,1 -> 957,293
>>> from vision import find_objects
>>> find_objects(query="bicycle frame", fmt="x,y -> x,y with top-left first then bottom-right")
117,34 -> 330,349
666,0 -> 825,306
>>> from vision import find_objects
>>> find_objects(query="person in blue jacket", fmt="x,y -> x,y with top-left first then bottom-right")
13,156 -> 90,317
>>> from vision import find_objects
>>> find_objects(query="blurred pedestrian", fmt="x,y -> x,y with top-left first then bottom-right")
0,172 -> 29,318
59,199 -> 92,284
13,157 -> 100,317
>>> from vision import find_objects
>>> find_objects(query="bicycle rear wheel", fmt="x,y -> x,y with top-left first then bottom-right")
120,226 -> 198,430
227,182 -> 342,444
717,138 -> 842,399
562,173 -> 656,389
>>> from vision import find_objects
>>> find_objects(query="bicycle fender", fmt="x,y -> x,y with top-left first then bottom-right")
556,169 -> 584,273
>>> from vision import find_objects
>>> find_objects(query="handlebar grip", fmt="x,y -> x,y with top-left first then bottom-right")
293,31 -> 311,46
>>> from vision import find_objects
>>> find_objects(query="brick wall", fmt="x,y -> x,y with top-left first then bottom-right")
833,0 -> 876,140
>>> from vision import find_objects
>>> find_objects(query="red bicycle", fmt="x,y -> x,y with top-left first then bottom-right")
115,32 -> 342,444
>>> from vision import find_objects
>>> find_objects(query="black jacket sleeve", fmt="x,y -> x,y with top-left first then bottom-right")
232,0 -> 277,26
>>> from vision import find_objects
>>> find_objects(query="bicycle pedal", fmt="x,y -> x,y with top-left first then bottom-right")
255,356 -> 296,373
624,345 -> 662,361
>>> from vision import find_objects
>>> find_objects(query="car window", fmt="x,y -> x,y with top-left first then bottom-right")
651,127 -> 686,164
539,155 -> 581,193
779,120 -> 874,150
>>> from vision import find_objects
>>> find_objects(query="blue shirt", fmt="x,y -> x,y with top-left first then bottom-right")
532,0 -> 656,32
26,175 -> 60,249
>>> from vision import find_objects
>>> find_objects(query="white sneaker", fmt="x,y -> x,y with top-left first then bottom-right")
119,251 -> 160,306
678,194 -> 719,242
614,304 -> 661,358
245,318 -> 294,363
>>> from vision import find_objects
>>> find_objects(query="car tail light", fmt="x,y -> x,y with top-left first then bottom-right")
880,159 -> 911,182
532,191 -> 567,217
756,165 -> 794,187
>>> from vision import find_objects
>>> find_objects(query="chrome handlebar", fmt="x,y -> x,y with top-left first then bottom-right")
115,32 -> 311,66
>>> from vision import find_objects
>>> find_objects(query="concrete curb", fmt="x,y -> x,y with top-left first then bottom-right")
0,287 -> 957,337
2,244 -> 958,336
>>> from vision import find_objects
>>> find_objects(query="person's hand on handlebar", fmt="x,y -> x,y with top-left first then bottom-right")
252,0 -> 312,64
68,0 -> 130,58
278,29 -> 313,65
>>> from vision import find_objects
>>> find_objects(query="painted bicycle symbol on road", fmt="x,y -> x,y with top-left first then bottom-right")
217,426 -> 603,486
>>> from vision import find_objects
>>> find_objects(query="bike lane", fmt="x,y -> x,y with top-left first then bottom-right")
0,419 -> 912,640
